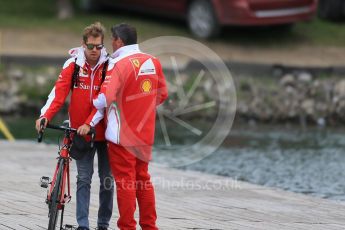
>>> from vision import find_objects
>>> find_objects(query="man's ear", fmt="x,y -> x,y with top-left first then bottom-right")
118,38 -> 124,47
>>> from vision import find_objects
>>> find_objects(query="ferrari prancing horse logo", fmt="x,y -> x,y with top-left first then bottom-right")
132,59 -> 140,68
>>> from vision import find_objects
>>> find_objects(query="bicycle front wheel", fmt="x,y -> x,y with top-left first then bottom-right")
48,159 -> 64,230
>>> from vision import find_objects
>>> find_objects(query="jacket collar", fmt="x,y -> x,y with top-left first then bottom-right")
111,44 -> 140,59
68,46 -> 108,69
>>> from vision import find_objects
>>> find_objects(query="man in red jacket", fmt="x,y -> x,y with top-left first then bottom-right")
35,22 -> 113,230
83,23 -> 168,230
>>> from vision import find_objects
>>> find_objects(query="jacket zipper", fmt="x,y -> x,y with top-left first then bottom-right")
90,65 -> 100,102
90,69 -> 95,102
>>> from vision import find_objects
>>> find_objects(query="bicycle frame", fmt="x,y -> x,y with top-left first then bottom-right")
47,135 -> 72,209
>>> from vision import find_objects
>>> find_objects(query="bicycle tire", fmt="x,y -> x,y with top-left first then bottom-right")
48,159 -> 64,230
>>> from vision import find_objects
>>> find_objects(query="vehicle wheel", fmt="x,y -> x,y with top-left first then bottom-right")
48,161 -> 63,230
318,0 -> 344,21
187,0 -> 220,39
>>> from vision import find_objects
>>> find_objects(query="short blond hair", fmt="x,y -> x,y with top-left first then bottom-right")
83,22 -> 105,43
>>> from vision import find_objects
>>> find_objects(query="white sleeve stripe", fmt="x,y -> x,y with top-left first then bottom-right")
90,109 -> 104,127
40,87 -> 56,116
63,58 -> 76,69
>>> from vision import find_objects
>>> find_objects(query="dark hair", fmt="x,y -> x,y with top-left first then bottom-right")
111,23 -> 137,45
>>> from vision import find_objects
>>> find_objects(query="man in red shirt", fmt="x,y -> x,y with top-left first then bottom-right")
83,23 -> 168,230
35,22 -> 113,230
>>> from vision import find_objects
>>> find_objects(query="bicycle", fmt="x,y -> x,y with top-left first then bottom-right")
38,119 -> 95,230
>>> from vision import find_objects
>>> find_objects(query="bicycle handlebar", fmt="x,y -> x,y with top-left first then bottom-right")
37,119 -> 96,147
45,123 -> 77,133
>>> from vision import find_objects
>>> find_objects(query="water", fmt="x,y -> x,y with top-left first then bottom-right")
153,124 -> 345,201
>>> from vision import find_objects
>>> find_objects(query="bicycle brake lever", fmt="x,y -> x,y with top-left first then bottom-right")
37,131 -> 43,143
88,127 -> 96,148
37,118 -> 47,143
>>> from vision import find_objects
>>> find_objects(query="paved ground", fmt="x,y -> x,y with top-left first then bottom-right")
1,28 -> 345,67
1,141 -> 345,230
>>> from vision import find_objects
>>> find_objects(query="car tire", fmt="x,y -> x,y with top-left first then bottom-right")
318,0 -> 344,21
187,0 -> 220,39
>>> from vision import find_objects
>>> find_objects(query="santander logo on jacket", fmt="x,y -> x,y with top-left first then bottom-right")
40,46 -> 108,141
86,44 -> 168,147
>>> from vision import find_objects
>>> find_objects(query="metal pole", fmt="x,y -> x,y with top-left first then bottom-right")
0,117 -> 15,141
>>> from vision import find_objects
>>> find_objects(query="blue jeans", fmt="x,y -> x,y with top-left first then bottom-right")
76,141 -> 114,228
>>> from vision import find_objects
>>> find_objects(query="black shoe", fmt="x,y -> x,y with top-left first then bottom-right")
96,227 -> 108,230
64,225 -> 78,230
77,227 -> 89,230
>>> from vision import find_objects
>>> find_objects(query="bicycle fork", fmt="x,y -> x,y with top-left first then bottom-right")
40,159 -> 72,209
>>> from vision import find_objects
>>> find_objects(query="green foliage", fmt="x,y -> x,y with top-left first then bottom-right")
19,79 -> 55,101
294,19 -> 345,46
0,0 -> 55,17
0,0 -> 188,39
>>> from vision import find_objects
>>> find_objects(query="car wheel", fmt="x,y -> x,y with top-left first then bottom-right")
187,0 -> 220,39
318,0 -> 344,21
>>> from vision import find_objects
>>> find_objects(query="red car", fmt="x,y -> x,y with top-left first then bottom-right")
84,0 -> 318,39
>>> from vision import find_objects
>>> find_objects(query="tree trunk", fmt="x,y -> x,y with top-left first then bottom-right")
57,0 -> 74,20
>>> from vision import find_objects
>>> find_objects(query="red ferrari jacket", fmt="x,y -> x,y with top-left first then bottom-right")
40,47 -> 108,141
86,44 -> 168,146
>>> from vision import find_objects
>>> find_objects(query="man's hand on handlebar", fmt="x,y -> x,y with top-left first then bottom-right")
77,124 -> 91,136
35,117 -> 48,133
36,120 -> 95,145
